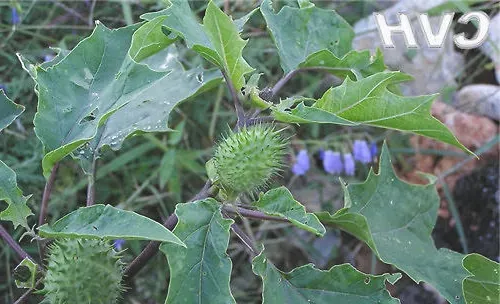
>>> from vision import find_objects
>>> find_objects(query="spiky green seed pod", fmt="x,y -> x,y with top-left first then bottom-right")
212,124 -> 287,195
42,238 -> 124,304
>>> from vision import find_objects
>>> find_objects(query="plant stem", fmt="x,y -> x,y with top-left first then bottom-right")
86,158 -> 97,206
224,205 -> 289,223
221,70 -> 245,127
270,69 -> 300,100
228,219 -> 258,256
38,162 -> 60,259
13,278 -> 43,304
246,116 -> 275,126
0,224 -> 32,262
38,163 -> 60,227
124,180 -> 212,281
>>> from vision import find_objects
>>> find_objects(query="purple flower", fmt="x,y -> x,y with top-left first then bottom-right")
343,153 -> 355,176
353,140 -> 371,164
11,8 -> 20,25
323,150 -> 343,174
113,239 -> 125,251
370,142 -> 378,159
318,149 -> 325,160
292,150 -> 310,176
0,84 -> 6,93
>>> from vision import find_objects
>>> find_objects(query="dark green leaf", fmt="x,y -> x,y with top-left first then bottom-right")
273,71 -> 470,153
254,187 -> 325,236
38,204 -> 184,246
252,249 -> 400,303
160,199 -> 235,304
141,0 -> 253,90
462,253 -> 500,304
316,143 -> 469,303
260,0 -> 354,73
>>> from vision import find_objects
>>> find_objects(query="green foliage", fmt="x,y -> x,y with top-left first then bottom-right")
317,143 -> 469,303
42,238 -> 123,304
252,249 -> 401,303
160,199 -> 235,304
38,204 -> 185,246
211,125 -> 287,195
253,187 -> 325,236
0,91 -> 24,131
261,0 -> 354,73
142,0 -> 254,91
462,253 -> 500,304
273,71 -> 471,153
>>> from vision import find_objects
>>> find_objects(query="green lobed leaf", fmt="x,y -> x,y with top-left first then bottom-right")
0,161 -> 32,229
253,187 -> 326,236
141,0 -> 253,90
462,253 -> 500,304
252,249 -> 401,304
316,143 -> 469,303
300,48 -> 386,80
73,45 -> 221,174
0,90 -> 24,131
38,204 -> 185,246
160,199 -> 235,304
273,71 -> 470,153
260,0 -> 354,74
129,15 -> 177,62
25,22 -> 220,177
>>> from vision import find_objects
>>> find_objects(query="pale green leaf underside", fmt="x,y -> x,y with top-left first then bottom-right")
317,143 -> 469,303
38,204 -> 185,246
254,187 -> 326,236
462,253 -> 500,304
141,0 -> 253,90
0,90 -> 24,131
160,199 -> 235,304
260,0 -> 354,74
0,161 -> 32,229
129,15 -> 177,62
252,250 -> 400,304
273,71 -> 470,153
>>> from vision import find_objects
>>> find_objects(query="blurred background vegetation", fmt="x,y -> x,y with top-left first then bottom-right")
1,0 -> 498,303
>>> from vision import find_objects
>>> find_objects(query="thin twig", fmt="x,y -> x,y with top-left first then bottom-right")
227,218 -> 258,256
221,70 -> 245,127
86,158 -> 97,207
13,278 -> 43,304
224,205 -> 289,223
270,69 -> 300,100
123,181 -> 212,280
38,163 -> 60,259
0,225 -> 32,262
246,116 -> 275,126
88,0 -> 97,26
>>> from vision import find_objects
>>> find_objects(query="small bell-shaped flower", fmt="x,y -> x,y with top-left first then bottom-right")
11,8 -> 20,25
343,153 -> 355,176
323,150 -> 343,174
292,150 -> 310,176
353,140 -> 371,164
113,239 -> 125,251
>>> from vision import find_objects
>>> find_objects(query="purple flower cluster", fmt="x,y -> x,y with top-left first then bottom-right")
292,150 -> 310,176
291,141 -> 379,177
113,239 -> 125,251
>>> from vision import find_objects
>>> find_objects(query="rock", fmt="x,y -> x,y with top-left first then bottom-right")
352,0 -> 464,96
480,14 -> 500,83
454,84 -> 500,121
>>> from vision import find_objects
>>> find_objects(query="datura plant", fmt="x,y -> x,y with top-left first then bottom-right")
0,0 -> 498,303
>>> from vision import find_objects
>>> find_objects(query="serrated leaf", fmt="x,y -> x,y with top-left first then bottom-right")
14,258 -> 38,289
160,199 -> 235,304
130,15 -> 177,62
0,90 -> 24,132
273,71 -> 470,153
254,187 -> 325,236
252,249 -> 401,304
38,204 -> 185,246
462,253 -> 500,304
261,0 -> 354,74
0,161 -> 32,229
141,0 -> 253,90
25,22 -> 220,177
316,143 -> 469,303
